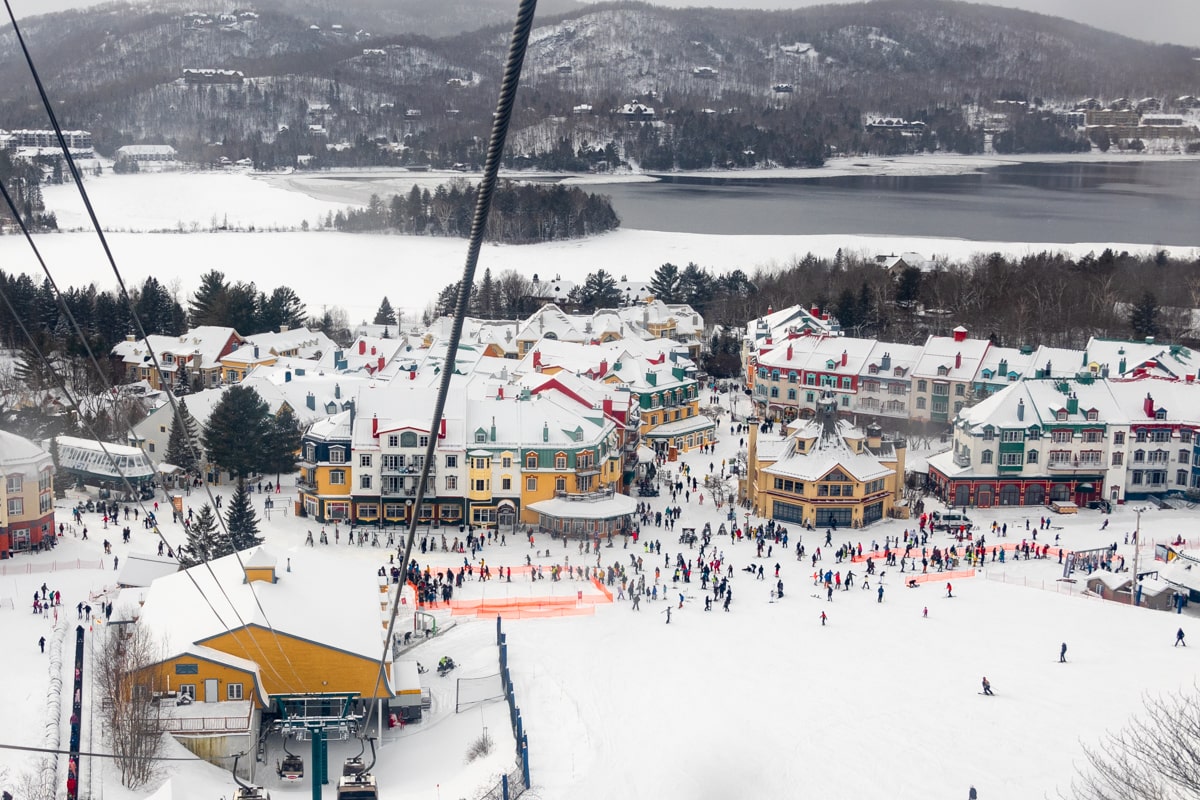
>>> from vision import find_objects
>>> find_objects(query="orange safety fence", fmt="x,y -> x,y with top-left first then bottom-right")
905,568 -> 976,585
446,577 -> 614,618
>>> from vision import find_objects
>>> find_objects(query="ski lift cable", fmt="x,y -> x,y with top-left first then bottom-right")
1,0 -> 309,696
362,0 -> 540,735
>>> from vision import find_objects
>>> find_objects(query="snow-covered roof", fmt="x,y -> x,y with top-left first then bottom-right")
137,546 -> 393,693
0,430 -> 50,468
528,492 -> 637,519
116,552 -> 181,588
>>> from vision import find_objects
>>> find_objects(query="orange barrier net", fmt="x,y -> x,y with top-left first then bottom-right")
905,568 -> 976,585
446,577 -> 614,619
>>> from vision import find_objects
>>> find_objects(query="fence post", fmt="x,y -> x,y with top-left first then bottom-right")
502,773 -> 509,800
496,614 -> 502,644
521,735 -> 530,787
515,712 -> 522,744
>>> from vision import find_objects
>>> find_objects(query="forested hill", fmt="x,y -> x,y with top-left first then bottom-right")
0,0 -> 1196,171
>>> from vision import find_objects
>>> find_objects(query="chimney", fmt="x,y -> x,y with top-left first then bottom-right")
359,340 -> 366,355
377,356 -> 384,371
370,345 -> 377,355
253,345 -> 259,358
372,414 -> 378,436
543,422 -> 549,443
880,352 -> 891,370
409,369 -> 416,381
998,358 -> 1007,376
953,326 -> 968,343
284,370 -> 291,382
810,305 -> 819,317
1145,336 -> 1155,345
533,350 -> 542,371
498,386 -> 505,399
1017,398 -> 1025,422
786,344 -> 793,361
1066,393 -> 1079,415
599,358 -> 608,377
279,324 -> 289,332
334,383 -> 341,399
1144,393 -> 1155,418
841,349 -> 848,367
955,352 -> 962,370
490,417 -> 497,442
306,392 -> 315,410
1188,374 -> 1195,384
767,305 -> 773,314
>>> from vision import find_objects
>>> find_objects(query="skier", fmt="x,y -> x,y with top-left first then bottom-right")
923,606 -> 928,618
632,593 -> 641,611
877,585 -> 884,603
820,611 -> 827,626
946,582 -> 953,597
38,636 -> 45,653
981,676 -> 994,696
1176,628 -> 1187,647
664,606 -> 671,624
1060,642 -> 1068,663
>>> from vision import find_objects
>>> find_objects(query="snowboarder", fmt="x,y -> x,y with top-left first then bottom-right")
981,676 -> 994,696
1176,628 -> 1187,647
1060,642 -> 1068,663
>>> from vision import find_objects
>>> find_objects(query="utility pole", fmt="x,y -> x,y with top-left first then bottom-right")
1131,506 -> 1147,606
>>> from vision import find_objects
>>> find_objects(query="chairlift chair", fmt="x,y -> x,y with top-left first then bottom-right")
277,738 -> 304,782
231,754 -> 271,800
336,738 -> 378,800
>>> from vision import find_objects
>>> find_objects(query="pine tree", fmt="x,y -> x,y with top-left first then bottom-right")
180,504 -> 225,566
165,398 -> 201,474
264,406 -> 301,485
373,297 -> 397,325
224,484 -> 262,552
1128,291 -> 1160,339
202,385 -> 273,485
649,263 -> 681,303
678,262 -> 714,309
579,269 -> 621,312
48,437 -> 67,498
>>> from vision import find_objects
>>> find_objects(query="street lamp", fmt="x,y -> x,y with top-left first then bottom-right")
1131,506 -> 1148,607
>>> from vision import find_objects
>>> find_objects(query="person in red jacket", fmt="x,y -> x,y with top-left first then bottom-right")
946,582 -> 953,597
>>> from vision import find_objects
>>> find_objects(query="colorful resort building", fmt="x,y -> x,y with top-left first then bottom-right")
743,392 -> 907,528
0,430 -> 56,558
297,376 -> 623,528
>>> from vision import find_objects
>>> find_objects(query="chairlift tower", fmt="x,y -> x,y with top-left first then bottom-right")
273,693 -> 362,800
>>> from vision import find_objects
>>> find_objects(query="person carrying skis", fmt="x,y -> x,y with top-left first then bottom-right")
981,676 -> 994,696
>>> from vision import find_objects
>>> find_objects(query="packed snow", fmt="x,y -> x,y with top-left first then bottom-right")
2,392 -> 1198,800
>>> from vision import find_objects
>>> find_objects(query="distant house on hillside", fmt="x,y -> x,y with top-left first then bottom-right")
617,101 -> 655,121
116,144 -> 177,163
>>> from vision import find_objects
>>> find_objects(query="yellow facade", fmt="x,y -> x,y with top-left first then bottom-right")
147,653 -> 262,705
200,625 -> 390,702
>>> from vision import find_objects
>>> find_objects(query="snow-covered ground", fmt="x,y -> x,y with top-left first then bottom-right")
2,392 -> 1198,800
2,229 -> 1190,327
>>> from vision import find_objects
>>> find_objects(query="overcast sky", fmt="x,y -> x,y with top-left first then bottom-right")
14,0 -> 1200,47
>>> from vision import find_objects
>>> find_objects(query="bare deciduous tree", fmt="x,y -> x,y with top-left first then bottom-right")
1070,686 -> 1200,800
93,623 -> 167,789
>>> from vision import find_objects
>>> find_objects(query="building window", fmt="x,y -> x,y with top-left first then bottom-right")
1181,450 -> 1191,463
1181,430 -> 1193,444
955,384 -> 964,396
981,450 -> 993,464
227,683 -> 243,701
446,476 -> 457,490
916,397 -> 926,410
1177,470 -> 1188,485
526,452 -> 537,469
1133,450 -> 1145,463
1087,410 -> 1098,421
787,389 -> 796,401
1082,430 -> 1102,443
7,498 -> 23,516
1152,430 -> 1170,442
388,435 -> 400,447
359,475 -> 372,489
502,477 -> 512,491
306,444 -> 316,462
526,476 -> 537,491
555,477 -> 566,492
359,454 -> 372,467
1000,452 -> 1021,466
1051,430 -> 1072,443
1112,452 -> 1123,466
446,455 -> 458,468
1027,450 -> 1038,464
555,454 -> 567,470
473,479 -> 488,492
1135,430 -> 1147,442
329,470 -> 345,485
473,458 -> 487,469
917,380 -> 927,392
502,456 -> 512,468
329,448 -> 346,464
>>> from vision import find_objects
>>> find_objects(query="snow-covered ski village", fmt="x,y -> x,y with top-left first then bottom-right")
2,295 -> 1200,800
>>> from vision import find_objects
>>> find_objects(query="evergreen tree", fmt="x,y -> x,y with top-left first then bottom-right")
224,484 -> 262,552
373,297 -> 397,326
258,286 -> 308,332
678,262 -> 715,309
180,504 -> 226,566
895,266 -> 922,306
165,398 -> 201,474
473,269 -> 497,319
649,262 -> 682,303
578,269 -> 621,312
1128,291 -> 1160,339
264,406 -> 301,485
48,436 -> 67,498
202,385 -> 272,486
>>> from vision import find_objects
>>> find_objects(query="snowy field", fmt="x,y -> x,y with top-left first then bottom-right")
3,399 -> 1199,800
2,229 -> 1190,327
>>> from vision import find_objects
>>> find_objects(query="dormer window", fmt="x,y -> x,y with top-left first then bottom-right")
1057,410 -> 1068,421
937,366 -> 949,376
1086,410 -> 1098,421
1155,410 -> 1167,420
